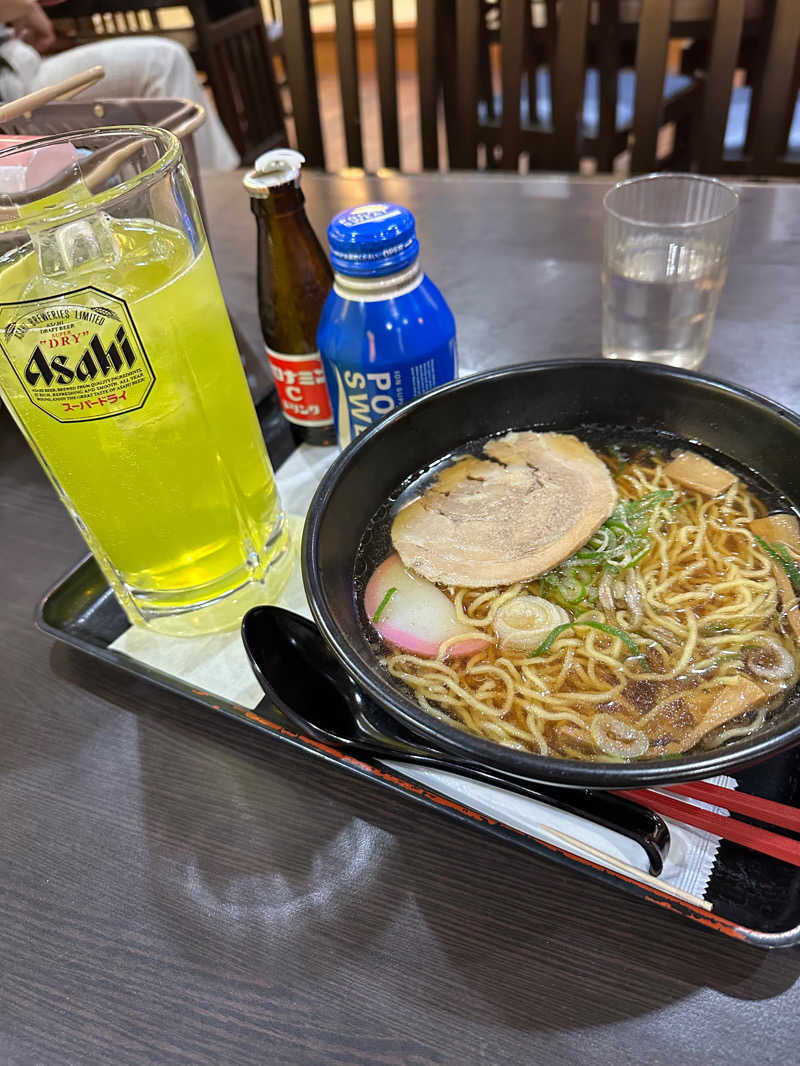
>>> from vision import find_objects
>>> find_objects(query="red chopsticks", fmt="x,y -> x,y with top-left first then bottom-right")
617,785 -> 800,868
665,781 -> 800,833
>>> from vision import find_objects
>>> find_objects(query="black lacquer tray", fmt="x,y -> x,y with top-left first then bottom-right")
34,394 -> 800,949
37,552 -> 800,947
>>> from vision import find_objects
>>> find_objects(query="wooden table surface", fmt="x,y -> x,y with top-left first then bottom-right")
3,170 -> 800,1066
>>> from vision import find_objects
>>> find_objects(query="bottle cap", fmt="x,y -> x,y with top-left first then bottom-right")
243,149 -> 305,196
327,203 -> 419,277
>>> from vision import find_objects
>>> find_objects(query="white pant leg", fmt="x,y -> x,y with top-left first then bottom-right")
0,36 -> 240,170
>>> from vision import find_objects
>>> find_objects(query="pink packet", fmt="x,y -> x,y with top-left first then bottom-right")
0,136 -> 80,193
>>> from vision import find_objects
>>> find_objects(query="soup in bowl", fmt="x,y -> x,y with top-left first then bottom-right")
302,361 -> 800,787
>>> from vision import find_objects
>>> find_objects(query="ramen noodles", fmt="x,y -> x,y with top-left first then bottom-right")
360,431 -> 800,762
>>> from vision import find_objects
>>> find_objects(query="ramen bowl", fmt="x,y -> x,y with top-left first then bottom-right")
302,360 -> 800,787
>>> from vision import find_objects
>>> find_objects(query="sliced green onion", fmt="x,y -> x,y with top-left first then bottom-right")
573,619 -> 641,656
574,549 -> 607,564
773,541 -> 800,581
753,534 -> 800,591
604,534 -> 649,571
540,489 -> 668,600
594,527 -> 615,550
372,586 -> 397,622
578,527 -> 613,557
530,621 -> 575,657
607,557 -> 632,572
625,490 -> 674,531
607,519 -> 634,537
574,565 -> 596,586
530,618 -> 640,659
624,536 -> 651,568
630,489 -> 673,513
555,573 -> 586,604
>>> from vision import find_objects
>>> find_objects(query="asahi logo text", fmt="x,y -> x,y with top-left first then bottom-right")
24,326 -> 137,388
0,286 -> 155,423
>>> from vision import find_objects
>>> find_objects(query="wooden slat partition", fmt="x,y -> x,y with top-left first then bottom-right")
629,0 -> 671,174
454,0 -> 481,168
416,0 -> 439,169
596,0 -> 620,172
333,0 -> 363,167
749,0 -> 800,173
374,0 -> 400,169
551,0 -> 591,171
439,0 -> 461,169
500,0 -> 526,170
699,0 -> 745,174
281,0 -> 325,167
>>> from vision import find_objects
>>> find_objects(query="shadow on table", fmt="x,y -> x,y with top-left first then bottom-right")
51,641 -> 800,1041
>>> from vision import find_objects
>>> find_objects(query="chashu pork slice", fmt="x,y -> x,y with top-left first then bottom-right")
391,431 -> 618,587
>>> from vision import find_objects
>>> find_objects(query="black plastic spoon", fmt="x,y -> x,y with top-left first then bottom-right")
241,605 -> 670,875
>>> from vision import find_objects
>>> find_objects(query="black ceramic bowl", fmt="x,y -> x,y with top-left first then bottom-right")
302,359 -> 800,787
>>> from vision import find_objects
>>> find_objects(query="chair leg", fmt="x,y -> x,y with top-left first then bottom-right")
479,18 -> 495,119
670,110 -> 694,170
744,2 -> 776,154
440,0 -> 462,168
526,9 -> 537,124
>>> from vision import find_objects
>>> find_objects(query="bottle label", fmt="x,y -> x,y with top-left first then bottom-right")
266,347 -> 333,426
325,338 -> 457,448
0,287 -> 155,423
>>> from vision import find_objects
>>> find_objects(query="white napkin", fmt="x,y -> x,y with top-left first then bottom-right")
111,444 -> 732,900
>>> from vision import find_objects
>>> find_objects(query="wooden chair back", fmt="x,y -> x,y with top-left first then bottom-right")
192,2 -> 287,164
697,0 -> 800,176
452,0 -> 705,173
456,0 -> 797,177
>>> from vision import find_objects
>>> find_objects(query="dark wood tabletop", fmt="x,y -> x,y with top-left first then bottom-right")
3,169 -> 800,1066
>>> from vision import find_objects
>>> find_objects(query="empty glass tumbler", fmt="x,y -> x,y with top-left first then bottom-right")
602,174 -> 739,370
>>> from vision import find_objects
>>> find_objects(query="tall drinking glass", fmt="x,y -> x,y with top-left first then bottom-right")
0,127 -> 291,634
602,173 -> 739,370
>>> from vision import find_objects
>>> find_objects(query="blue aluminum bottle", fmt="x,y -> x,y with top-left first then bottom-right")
316,203 -> 457,448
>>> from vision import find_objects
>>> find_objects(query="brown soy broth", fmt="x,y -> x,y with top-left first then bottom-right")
355,426 -> 800,760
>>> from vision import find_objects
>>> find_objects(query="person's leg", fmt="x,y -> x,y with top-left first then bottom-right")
3,37 -> 240,170
0,37 -> 45,100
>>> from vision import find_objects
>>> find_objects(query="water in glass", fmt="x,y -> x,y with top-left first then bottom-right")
602,237 -> 725,370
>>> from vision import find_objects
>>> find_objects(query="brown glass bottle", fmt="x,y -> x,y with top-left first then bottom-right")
244,150 -> 335,447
